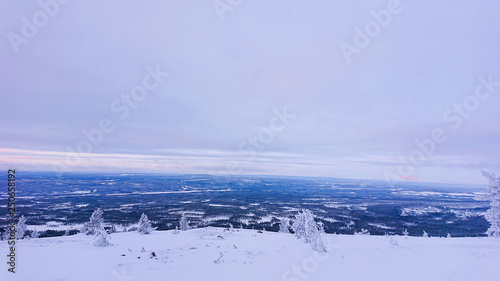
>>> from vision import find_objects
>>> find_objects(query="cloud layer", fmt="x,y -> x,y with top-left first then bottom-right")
1,0 -> 499,184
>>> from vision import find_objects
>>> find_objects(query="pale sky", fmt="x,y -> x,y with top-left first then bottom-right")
1,0 -> 499,184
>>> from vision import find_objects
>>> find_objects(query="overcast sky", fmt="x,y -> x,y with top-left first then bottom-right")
1,0 -> 499,184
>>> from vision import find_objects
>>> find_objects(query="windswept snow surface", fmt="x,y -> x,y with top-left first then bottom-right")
2,228 -> 499,281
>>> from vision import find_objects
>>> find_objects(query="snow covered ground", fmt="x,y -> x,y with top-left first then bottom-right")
2,228 -> 499,281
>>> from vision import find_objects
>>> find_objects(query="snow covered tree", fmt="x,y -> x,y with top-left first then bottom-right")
481,171 -> 500,237
292,210 -> 308,239
31,228 -> 40,239
138,213 -> 153,234
311,229 -> 326,252
16,215 -> 27,239
84,208 -> 104,235
422,230 -> 429,237
292,209 -> 326,252
180,213 -> 189,231
279,218 -> 291,233
93,225 -> 112,247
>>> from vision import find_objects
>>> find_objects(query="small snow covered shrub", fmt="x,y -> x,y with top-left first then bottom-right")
354,228 -> 370,236
109,225 -> 117,233
4,228 -> 12,241
480,171 -> 500,237
16,216 -> 28,239
93,225 -> 112,247
292,209 -> 326,252
31,229 -> 40,239
422,231 -> 429,238
138,213 -> 153,234
279,218 -> 291,233
402,228 -> 409,239
180,213 -> 189,231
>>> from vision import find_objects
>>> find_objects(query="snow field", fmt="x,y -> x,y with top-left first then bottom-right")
1,227 -> 499,281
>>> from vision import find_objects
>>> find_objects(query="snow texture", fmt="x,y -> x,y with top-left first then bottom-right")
2,227 -> 499,281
